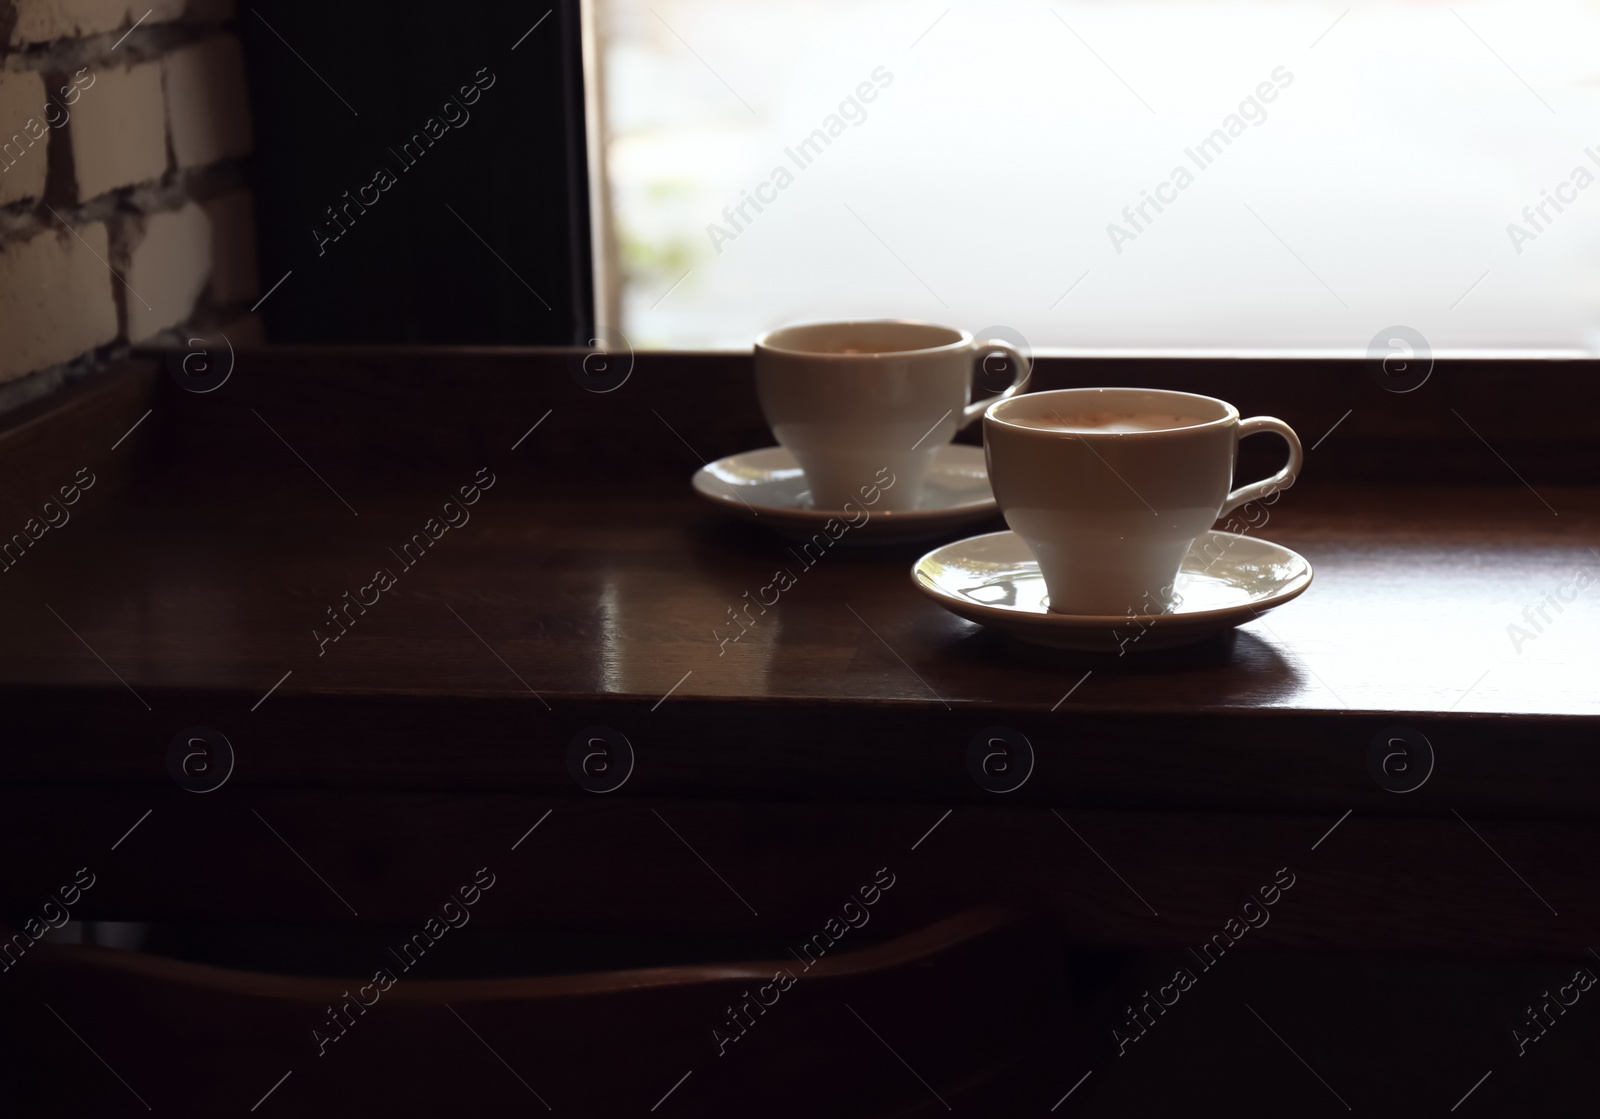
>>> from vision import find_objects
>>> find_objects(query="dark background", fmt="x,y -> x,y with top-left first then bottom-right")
238,1 -> 592,344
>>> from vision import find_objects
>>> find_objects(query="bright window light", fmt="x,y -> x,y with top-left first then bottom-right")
594,0 -> 1600,354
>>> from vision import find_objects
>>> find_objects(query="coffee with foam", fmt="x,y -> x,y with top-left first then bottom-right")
1008,411 -> 1204,434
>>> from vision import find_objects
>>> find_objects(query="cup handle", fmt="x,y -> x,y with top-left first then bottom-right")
960,339 -> 1031,428
1220,416 -> 1303,518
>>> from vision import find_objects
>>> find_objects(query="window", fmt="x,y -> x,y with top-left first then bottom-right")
590,0 -> 1600,354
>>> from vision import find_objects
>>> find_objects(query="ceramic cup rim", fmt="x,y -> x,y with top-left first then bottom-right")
986,387 -> 1239,438
755,319 -> 973,361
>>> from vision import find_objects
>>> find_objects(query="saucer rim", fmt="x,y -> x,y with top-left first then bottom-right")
693,444 -> 997,523
910,529 -> 1314,626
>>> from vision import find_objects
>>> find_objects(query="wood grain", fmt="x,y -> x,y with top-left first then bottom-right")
0,349 -> 1593,968
0,479 -> 1592,813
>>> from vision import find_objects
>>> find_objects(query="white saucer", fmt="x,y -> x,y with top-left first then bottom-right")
693,445 -> 999,545
912,530 -> 1313,652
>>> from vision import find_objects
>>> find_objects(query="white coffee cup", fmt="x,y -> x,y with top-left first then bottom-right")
984,387 -> 1303,616
755,320 -> 1031,512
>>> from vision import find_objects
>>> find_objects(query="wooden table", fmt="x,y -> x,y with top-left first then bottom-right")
1,349 -> 1596,961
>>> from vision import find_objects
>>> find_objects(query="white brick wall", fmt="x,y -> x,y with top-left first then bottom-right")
165,35 -> 253,169
0,224 -> 119,380
8,0 -> 184,47
0,71 -> 50,207
69,61 -> 168,200
0,2 -> 258,391
125,201 -> 212,341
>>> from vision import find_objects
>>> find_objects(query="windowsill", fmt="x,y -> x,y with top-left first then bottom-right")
2,353 -> 1594,819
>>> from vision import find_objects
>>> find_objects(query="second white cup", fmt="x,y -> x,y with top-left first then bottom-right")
755,320 -> 1030,511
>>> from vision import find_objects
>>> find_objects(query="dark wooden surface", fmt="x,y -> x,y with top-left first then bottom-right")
0,351 -> 1596,958
142,345 -> 1600,486
1,481 -> 1598,798
4,907 -> 1069,1116
2,789 -> 1589,954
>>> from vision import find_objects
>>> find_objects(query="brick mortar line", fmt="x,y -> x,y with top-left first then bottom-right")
1,22 -> 234,73
0,159 -> 252,242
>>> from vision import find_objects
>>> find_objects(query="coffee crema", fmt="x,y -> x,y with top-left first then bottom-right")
1007,411 -> 1205,434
